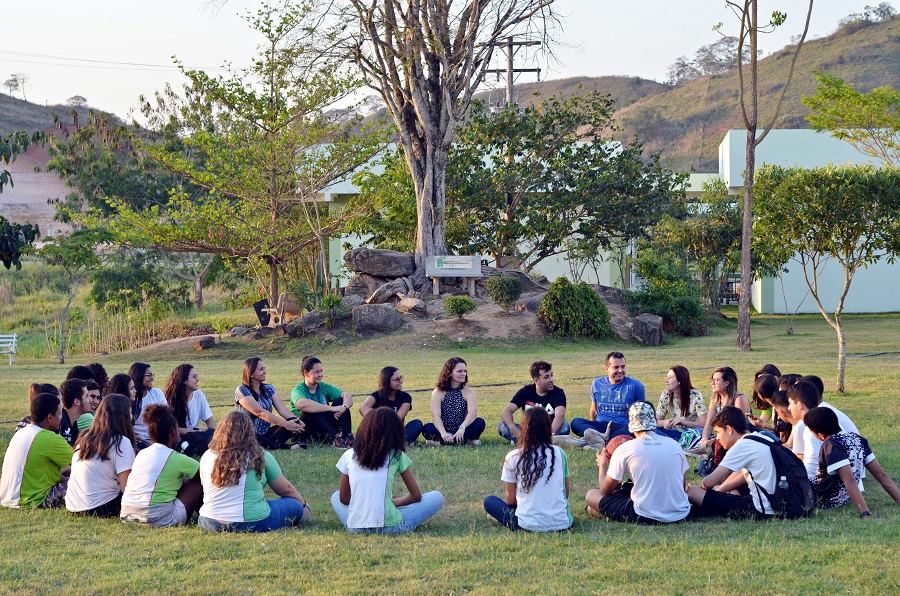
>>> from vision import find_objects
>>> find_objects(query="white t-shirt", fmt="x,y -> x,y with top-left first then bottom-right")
134,388 -> 167,443
65,436 -> 135,512
719,432 -> 777,515
336,448 -> 411,529
186,390 -> 214,430
792,421 -> 822,482
501,445 -> 573,531
607,432 -> 690,523
821,402 -> 860,435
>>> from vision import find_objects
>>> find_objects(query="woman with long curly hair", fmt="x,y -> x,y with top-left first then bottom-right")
422,357 -> 485,446
654,365 -> 707,442
128,362 -> 167,447
65,393 -> 136,517
163,363 -> 216,456
331,407 -> 443,533
198,412 -> 311,532
359,366 -> 423,444
235,357 -> 305,450
483,407 -> 572,531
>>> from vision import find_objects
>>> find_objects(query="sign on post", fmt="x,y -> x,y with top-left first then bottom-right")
425,256 -> 482,297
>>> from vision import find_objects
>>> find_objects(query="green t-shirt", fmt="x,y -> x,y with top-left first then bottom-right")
198,450 -> 283,523
76,413 -> 94,433
121,443 -> 201,508
290,381 -> 344,418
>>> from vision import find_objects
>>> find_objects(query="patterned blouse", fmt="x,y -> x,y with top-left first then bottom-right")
656,388 -> 707,432
235,383 -> 277,436
440,387 -> 468,434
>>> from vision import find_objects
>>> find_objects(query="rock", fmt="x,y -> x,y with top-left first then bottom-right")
230,326 -> 251,337
321,332 -> 338,346
343,248 -> 416,277
518,292 -> 546,313
194,336 -> 216,350
345,273 -> 388,299
595,285 -> 626,306
367,277 -> 413,304
396,297 -> 427,317
632,313 -> 663,346
352,303 -> 403,335
343,294 -> 365,309
479,267 -> 547,292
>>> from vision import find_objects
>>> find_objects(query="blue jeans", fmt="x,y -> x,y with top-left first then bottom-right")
405,419 -> 424,444
497,420 -> 570,442
655,426 -> 682,441
483,495 -> 519,530
330,490 -> 444,534
198,498 -> 309,532
571,418 -> 631,440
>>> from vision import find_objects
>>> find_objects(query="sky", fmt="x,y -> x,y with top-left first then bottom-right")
0,0 -> 880,120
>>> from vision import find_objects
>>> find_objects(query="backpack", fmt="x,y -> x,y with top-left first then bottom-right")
743,434 -> 815,519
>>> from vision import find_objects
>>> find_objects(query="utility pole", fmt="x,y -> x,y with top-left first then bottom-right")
485,37 -> 541,107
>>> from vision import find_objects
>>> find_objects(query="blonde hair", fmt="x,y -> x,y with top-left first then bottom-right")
209,412 -> 265,487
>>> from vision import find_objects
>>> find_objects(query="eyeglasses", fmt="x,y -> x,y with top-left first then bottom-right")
391,376 -> 404,382
189,374 -> 200,380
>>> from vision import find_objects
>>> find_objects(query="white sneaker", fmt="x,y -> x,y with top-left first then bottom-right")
583,429 -> 607,448
425,439 -> 441,447
467,439 -> 481,446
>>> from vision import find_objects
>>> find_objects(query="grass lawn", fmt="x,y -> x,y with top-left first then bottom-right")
1,311 -> 899,594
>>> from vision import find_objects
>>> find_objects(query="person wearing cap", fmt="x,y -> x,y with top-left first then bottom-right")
585,401 -> 691,524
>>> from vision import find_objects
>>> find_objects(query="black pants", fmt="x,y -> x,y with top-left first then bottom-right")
74,493 -> 123,518
422,418 -> 486,443
302,398 -> 352,442
256,425 -> 303,450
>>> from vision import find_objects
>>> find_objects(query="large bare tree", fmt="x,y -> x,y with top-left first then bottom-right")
347,0 -> 558,284
723,0 -> 813,350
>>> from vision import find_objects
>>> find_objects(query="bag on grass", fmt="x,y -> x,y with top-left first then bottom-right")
744,434 -> 814,519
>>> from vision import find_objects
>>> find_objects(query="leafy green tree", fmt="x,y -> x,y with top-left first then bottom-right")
1,131 -> 45,269
84,2 -> 385,304
646,178 -> 742,312
802,72 -> 900,167
39,228 -> 114,364
753,164 -> 900,393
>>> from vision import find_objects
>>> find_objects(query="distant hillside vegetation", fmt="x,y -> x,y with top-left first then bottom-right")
0,94 -> 106,136
473,75 -> 671,110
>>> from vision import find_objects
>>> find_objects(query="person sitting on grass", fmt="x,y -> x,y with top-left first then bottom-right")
748,373 -> 779,433
484,407 -> 572,532
1,392 -> 72,509
290,356 -> 354,448
799,375 -> 859,435
586,401 -> 691,525
571,351 -> 645,447
687,406 -> 778,519
129,362 -> 167,449
422,357 -> 486,446
15,383 -> 59,432
87,362 -> 109,397
359,366 -> 423,444
58,379 -> 94,447
769,390 -> 795,446
65,393 -> 135,518
654,365 -> 706,444
332,407 -> 444,534
803,407 -> 900,516
235,357 -> 306,450
198,412 -> 312,532
106,374 -> 136,409
120,404 -> 203,527
164,364 -> 216,457
498,360 -> 569,444
788,380 -> 845,482
699,366 -> 750,466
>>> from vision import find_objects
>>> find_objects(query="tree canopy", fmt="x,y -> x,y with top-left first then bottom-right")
1,131 -> 44,270
754,164 -> 900,392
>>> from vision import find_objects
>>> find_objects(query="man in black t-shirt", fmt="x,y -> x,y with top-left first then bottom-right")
57,379 -> 92,447
498,361 -> 569,442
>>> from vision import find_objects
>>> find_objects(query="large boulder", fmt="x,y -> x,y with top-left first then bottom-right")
194,336 -> 216,350
631,313 -> 663,346
352,303 -> 403,335
343,248 -> 416,277
396,297 -> 427,317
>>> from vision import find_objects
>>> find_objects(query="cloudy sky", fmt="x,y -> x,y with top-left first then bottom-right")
0,0 -> 878,119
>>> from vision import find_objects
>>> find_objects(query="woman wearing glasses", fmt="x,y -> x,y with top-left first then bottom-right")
128,362 -> 167,448
359,366 -> 423,444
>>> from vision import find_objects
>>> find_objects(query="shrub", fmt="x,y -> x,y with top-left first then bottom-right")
444,295 -> 477,320
625,285 -> 708,336
485,275 -> 524,311
537,277 -> 612,339
320,293 -> 346,328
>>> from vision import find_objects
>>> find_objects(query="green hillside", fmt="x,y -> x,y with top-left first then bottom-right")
0,93 -> 103,135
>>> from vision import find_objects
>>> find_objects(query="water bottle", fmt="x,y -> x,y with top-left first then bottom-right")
777,475 -> 788,490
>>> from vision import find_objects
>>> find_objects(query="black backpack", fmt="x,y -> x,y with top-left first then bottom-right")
744,434 -> 815,519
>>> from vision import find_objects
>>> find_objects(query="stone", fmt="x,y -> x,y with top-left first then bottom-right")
366,277 -> 412,304
595,285 -> 627,306
230,326 -> 250,337
343,247 -> 416,277
321,332 -> 338,346
352,303 -> 403,335
518,292 -> 546,313
632,313 -> 663,346
345,273 -> 388,299
396,297 -> 427,317
194,336 -> 216,350
342,294 -> 365,309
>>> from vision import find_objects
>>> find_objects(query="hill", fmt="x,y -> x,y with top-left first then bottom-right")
0,93 -> 111,136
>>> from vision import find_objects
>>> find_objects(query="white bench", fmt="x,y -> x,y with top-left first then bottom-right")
0,333 -> 17,365
425,256 -> 482,297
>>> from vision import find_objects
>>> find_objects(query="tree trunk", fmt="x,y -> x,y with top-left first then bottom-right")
194,277 -> 204,310
737,129 -> 755,351
406,143 -> 450,288
58,281 -> 80,365
268,257 -> 279,304
835,312 -> 846,394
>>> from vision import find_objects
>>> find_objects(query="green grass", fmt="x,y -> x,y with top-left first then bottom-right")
2,312 -> 900,593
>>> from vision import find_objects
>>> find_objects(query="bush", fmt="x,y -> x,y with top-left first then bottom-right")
485,275 -> 524,310
444,295 -> 477,320
625,284 -> 708,336
320,293 -> 346,328
537,277 -> 612,339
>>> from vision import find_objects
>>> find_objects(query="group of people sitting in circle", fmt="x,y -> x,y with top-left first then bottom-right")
2,351 -> 899,534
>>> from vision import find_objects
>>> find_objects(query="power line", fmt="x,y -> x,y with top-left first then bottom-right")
0,49 -> 227,71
